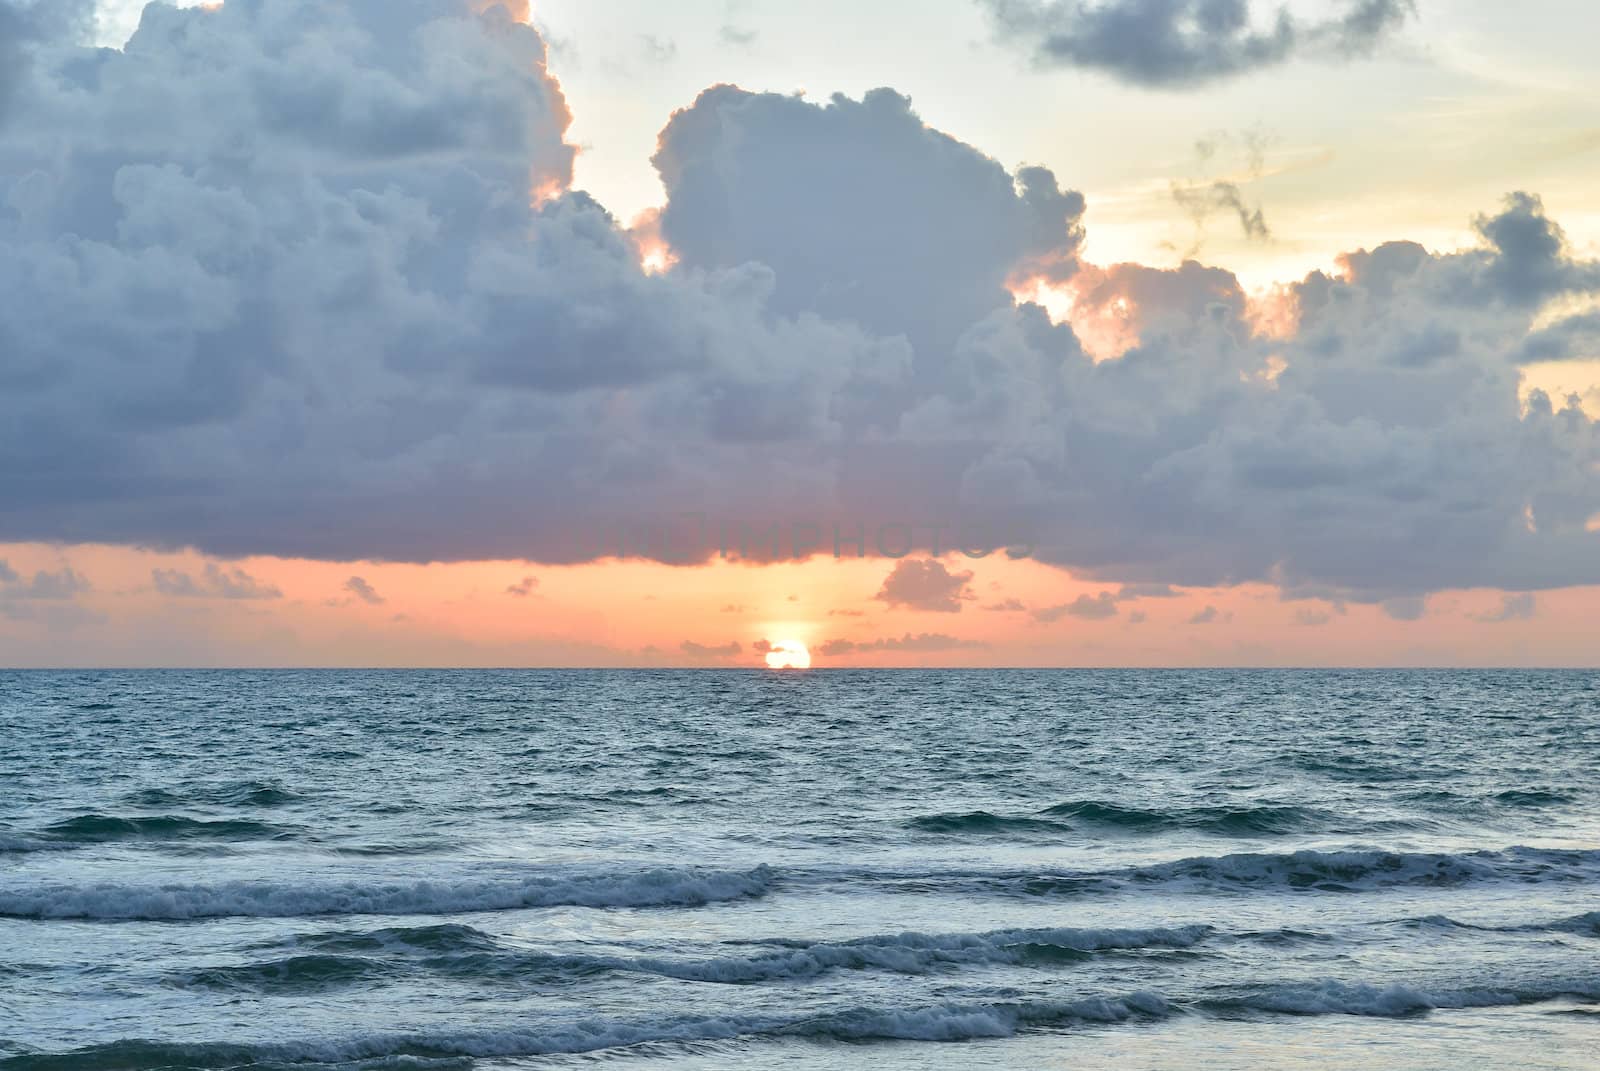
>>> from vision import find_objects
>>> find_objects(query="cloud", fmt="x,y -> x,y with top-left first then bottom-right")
0,566 -> 91,601
150,570 -> 203,597
343,577 -> 386,606
1381,596 -> 1427,621
1519,310 -> 1600,364
1475,592 -> 1536,623
751,638 -> 807,662
875,559 -> 976,613
0,4 -> 27,127
1175,179 -> 1269,245
984,598 -> 1027,611
654,84 -> 1087,358
1033,592 -> 1119,621
0,559 -> 98,631
1188,605 -> 1222,625
1115,583 -> 1181,601
681,639 -> 742,658
0,601 -> 104,631
979,0 -> 1414,88
719,25 -> 758,48
153,563 -> 281,600
1169,130 -> 1274,255
819,633 -> 988,656
506,576 -> 539,597
639,34 -> 677,64
0,2 -> 1595,613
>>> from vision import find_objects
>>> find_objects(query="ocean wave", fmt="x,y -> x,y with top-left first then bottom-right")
0,865 -> 776,921
0,814 -> 295,854
1123,848 -> 1521,892
848,846 -> 1600,898
33,814 -> 296,845
1044,801 -> 1339,835
9,977 -> 1599,1069
1201,977 -> 1600,1017
908,801 -> 1408,838
907,812 -> 1073,836
232,923 -> 1212,990
167,954 -> 397,994
1551,911 -> 1600,936
1491,789 -> 1576,808
0,994 -> 1175,1069
1401,910 -> 1600,937
0,832 -> 60,855
279,923 -> 505,955
123,781 -> 303,809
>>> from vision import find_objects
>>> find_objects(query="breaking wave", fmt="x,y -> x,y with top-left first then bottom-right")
186,923 -> 1213,992
9,977 -> 1599,1070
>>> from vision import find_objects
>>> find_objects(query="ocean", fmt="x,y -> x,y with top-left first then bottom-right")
1,669 -> 1596,1068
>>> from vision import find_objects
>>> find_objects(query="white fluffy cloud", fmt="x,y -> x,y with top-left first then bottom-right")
1,0 -> 1596,605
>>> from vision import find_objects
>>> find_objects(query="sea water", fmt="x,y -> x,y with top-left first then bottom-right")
1,669 -> 1597,1068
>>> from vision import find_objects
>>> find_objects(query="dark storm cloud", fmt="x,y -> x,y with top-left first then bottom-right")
979,0 -> 1413,88
0,1 -> 1596,607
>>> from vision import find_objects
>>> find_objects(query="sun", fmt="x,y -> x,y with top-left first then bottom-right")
765,641 -> 813,670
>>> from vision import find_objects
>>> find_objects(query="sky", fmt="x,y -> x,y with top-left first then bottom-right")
1,0 -> 1598,667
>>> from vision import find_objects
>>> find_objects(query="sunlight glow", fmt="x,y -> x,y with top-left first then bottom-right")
765,641 -> 813,670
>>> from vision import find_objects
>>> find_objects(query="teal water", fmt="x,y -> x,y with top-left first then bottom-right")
1,670 -> 1597,1068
